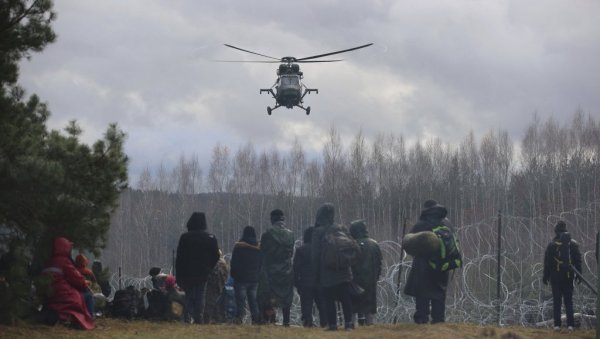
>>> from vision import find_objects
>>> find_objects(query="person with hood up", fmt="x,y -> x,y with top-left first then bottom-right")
41,237 -> 95,330
543,220 -> 582,331
404,200 -> 453,324
311,203 -> 355,331
176,212 -> 220,324
349,219 -> 382,326
258,209 -> 295,326
293,226 -> 326,327
230,225 -> 262,324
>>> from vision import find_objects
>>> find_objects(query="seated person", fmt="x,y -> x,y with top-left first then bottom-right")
42,237 -> 94,330
91,260 -> 112,298
74,254 -> 96,318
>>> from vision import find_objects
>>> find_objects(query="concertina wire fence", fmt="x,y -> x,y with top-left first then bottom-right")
108,202 -> 599,327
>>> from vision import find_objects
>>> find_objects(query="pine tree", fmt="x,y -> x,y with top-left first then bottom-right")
0,1 -> 129,323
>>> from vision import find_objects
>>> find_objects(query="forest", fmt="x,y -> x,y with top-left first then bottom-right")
102,111 -> 600,325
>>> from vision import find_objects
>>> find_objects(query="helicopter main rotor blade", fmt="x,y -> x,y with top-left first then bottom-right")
296,60 -> 343,63
212,60 -> 281,63
224,44 -> 280,60
296,43 -> 373,61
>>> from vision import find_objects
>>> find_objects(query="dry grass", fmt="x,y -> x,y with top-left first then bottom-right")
0,319 -> 595,339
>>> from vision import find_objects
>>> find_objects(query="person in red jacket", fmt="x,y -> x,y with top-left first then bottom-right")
74,253 -> 96,318
42,237 -> 94,330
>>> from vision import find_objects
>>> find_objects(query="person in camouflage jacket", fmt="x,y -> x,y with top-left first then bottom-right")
257,209 -> 295,326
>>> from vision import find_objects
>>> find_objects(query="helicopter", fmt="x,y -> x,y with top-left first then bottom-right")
221,43 -> 373,115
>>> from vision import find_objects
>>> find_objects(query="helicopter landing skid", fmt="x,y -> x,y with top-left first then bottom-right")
266,105 -> 280,115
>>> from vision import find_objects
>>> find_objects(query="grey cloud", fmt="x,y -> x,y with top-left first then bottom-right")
17,0 -> 600,183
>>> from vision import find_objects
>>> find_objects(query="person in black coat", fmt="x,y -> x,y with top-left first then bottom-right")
176,212 -> 220,324
311,203 -> 355,331
293,226 -> 326,327
543,220 -> 582,330
230,225 -> 262,324
404,200 -> 452,324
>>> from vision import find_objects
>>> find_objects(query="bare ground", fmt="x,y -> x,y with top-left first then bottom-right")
0,319 -> 595,339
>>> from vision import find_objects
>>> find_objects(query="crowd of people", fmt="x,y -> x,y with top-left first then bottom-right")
37,200 -> 584,332
174,205 -> 383,331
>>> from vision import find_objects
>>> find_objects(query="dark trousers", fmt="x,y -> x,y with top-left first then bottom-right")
183,282 -> 207,324
414,296 -> 445,324
297,285 -> 326,327
323,282 -> 353,329
551,280 -> 575,327
234,282 -> 260,323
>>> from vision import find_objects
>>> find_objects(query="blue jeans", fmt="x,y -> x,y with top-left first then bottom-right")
234,282 -> 259,323
183,282 -> 207,324
81,290 -> 94,318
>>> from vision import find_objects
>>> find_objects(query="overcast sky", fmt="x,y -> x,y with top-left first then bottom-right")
18,0 -> 600,185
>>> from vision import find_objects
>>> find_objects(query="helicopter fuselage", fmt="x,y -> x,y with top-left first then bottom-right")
276,74 -> 302,108
261,63 -> 317,114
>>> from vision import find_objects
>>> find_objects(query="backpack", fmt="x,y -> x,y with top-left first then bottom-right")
111,286 -> 141,319
554,232 -> 573,278
143,289 -> 170,320
428,225 -> 462,272
321,226 -> 359,271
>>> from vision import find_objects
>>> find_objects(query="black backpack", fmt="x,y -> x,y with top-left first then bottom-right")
144,289 -> 170,320
321,226 -> 359,271
111,286 -> 141,319
554,232 -> 573,278
428,225 -> 462,272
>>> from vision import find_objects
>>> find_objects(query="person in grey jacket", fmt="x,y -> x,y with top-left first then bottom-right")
311,203 -> 354,331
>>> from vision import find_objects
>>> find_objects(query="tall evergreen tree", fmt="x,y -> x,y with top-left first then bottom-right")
0,1 -> 129,323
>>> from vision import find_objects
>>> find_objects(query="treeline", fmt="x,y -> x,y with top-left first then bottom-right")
103,111 -> 600,277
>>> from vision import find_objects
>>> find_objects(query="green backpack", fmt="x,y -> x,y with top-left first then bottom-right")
428,225 -> 462,272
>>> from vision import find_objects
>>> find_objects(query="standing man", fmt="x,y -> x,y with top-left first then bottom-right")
293,226 -> 326,327
258,209 -> 295,326
311,203 -> 356,331
349,219 -> 382,326
176,212 -> 220,324
543,220 -> 582,331
404,200 -> 453,324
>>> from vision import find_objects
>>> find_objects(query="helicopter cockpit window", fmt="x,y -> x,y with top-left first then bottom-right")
280,75 -> 300,86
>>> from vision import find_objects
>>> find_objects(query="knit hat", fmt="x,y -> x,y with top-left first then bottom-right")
554,220 -> 567,234
187,212 -> 207,231
423,199 -> 438,209
165,275 -> 176,289
270,209 -> 285,223
350,219 -> 368,239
